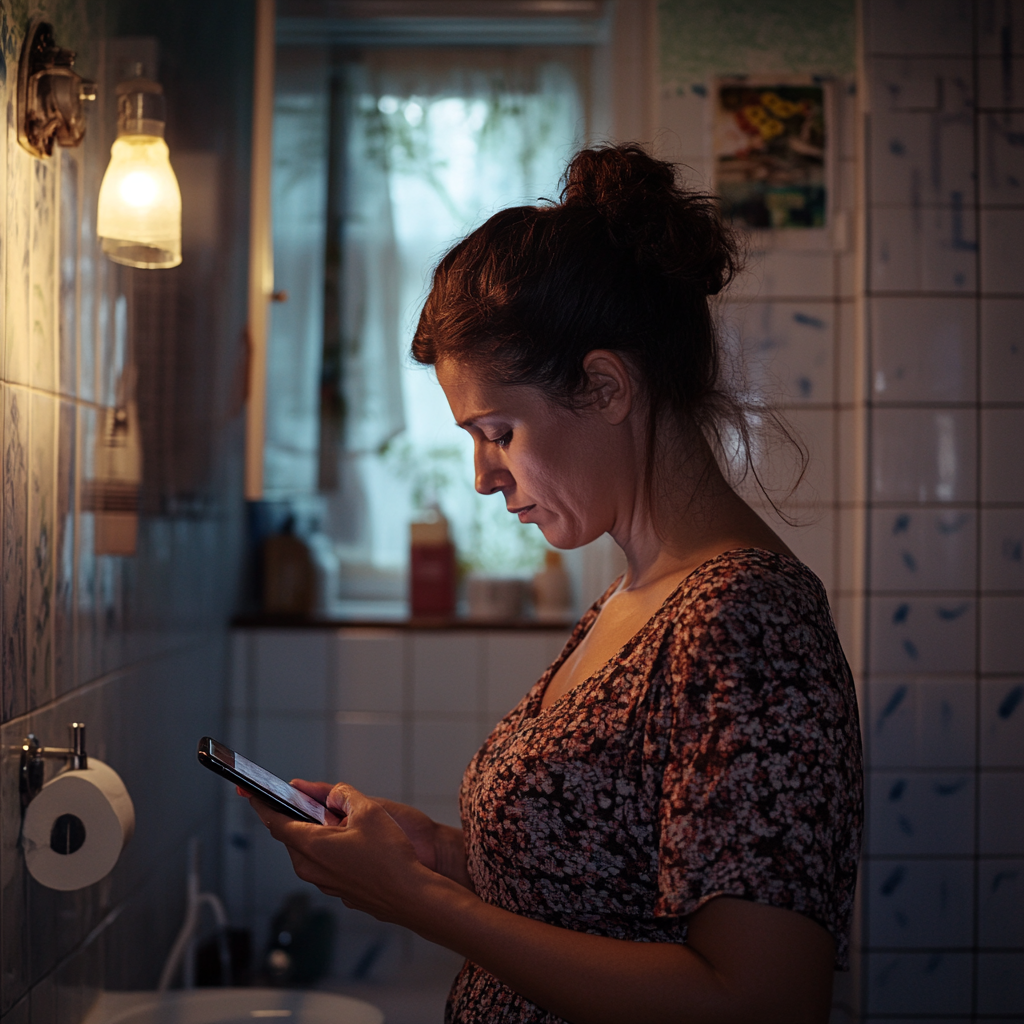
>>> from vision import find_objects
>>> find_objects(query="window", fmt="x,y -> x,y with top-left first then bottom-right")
267,42 -> 590,602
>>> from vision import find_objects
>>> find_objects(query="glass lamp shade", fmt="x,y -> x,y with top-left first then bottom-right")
97,134 -> 182,268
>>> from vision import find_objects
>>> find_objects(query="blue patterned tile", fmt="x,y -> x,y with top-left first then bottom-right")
3,386 -> 28,722
981,596 -> 1024,674
870,298 -> 977,402
867,858 -> 973,947
1,716 -> 29,1013
864,951 -> 972,1017
75,405 -> 98,687
980,772 -> 1024,854
981,509 -> 1024,591
54,402 -> 76,698
977,953 -> 1024,1015
978,859 -> 1024,947
29,158 -> 57,393
981,679 -> 1024,767
868,677 -> 975,769
28,392 -> 56,712
4,146 -> 32,386
721,301 -> 835,405
58,150 -> 81,398
867,58 -> 975,203
869,209 -> 978,294
868,771 -> 975,856
871,408 -> 977,505
865,1 -> 973,56
980,298 -> 1024,404
869,597 -> 976,674
870,508 -> 976,593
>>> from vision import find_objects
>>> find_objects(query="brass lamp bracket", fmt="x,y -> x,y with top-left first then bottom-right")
17,19 -> 96,158
20,723 -> 88,811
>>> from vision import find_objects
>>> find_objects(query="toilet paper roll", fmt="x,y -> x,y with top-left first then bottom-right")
22,760 -> 135,891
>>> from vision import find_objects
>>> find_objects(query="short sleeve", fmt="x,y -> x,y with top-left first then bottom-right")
650,563 -> 862,968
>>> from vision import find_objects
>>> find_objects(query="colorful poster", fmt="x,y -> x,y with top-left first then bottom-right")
714,82 -> 826,230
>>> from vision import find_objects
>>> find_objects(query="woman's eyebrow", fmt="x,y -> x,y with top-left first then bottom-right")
456,411 -> 503,429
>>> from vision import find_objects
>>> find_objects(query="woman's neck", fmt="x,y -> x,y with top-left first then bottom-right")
609,437 -> 793,596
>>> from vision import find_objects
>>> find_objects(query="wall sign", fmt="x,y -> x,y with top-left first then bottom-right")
714,79 -> 827,230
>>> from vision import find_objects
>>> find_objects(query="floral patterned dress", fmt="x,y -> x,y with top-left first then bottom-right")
446,548 -> 863,1024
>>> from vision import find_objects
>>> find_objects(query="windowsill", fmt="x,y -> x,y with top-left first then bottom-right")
232,599 -> 574,631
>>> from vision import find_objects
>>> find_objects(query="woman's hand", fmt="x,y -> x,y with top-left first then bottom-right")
245,782 -> 436,921
284,781 -> 475,890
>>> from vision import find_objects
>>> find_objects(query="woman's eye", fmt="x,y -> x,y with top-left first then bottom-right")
490,430 -> 513,449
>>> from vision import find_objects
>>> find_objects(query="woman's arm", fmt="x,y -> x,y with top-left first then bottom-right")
282,781 -> 475,891
250,785 -> 834,1024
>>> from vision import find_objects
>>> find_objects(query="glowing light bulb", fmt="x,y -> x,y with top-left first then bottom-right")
119,170 -> 159,208
96,75 -> 182,269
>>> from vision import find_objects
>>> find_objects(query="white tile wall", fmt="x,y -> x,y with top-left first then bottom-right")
981,509 -> 1024,590
412,719 -> 485,801
867,676 -> 976,768
869,597 -> 976,674
975,953 -> 1024,1014
862,4 -> 1024,1018
980,298 -> 1024,402
870,508 -> 976,592
865,0 -> 973,55
332,717 -> 404,798
979,678 -> 1024,766
870,298 -> 977,403
977,859 -> 1024,946
722,300 -> 836,404
227,625 -> 569,974
871,408 -> 977,504
981,208 -> 1024,293
980,596 -> 1024,672
867,772 -> 975,857
981,408 -> 1024,503
979,772 -> 1024,854
864,952 -> 973,1017
979,113 -> 1024,206
483,632 -> 566,719
333,631 -> 404,712
866,858 -> 974,947
411,633 -> 481,713
870,209 -> 978,294
253,631 -> 329,712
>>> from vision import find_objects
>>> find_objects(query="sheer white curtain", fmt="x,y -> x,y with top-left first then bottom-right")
323,47 -> 589,597
265,47 -> 330,497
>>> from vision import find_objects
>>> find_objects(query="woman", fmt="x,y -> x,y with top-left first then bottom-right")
243,144 -> 863,1024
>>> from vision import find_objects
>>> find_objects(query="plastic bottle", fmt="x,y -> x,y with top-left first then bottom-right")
532,550 -> 572,622
409,507 -> 456,617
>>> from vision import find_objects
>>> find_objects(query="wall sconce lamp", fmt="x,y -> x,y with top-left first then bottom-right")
97,68 -> 183,269
17,21 -> 182,270
17,19 -> 96,158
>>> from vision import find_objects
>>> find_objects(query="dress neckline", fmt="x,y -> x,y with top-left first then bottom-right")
528,546 -> 808,720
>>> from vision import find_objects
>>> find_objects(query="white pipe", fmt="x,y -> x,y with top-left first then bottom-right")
158,840 -> 232,992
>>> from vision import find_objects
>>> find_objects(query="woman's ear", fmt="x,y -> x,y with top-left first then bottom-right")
581,349 -> 634,425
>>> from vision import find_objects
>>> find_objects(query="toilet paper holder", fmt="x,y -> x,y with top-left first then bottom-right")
20,722 -> 88,811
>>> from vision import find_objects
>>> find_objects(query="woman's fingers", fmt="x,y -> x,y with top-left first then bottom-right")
325,781 -> 363,817
290,778 -> 334,804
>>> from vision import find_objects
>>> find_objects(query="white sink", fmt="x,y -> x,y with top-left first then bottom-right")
84,988 -> 384,1024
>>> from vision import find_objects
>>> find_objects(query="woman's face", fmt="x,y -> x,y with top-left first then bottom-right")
436,358 -> 636,550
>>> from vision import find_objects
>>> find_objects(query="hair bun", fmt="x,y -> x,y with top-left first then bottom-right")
560,144 -> 737,297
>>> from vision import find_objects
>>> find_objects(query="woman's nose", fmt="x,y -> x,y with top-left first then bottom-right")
474,446 -> 514,496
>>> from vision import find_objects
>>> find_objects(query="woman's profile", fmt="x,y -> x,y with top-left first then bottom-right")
242,143 -> 863,1024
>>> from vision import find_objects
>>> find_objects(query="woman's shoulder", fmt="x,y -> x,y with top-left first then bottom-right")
673,546 -> 829,623
657,547 -> 843,674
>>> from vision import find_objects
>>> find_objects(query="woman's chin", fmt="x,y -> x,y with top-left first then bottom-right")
537,520 -> 598,551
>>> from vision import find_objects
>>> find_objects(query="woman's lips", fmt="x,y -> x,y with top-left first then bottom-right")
508,503 -> 536,520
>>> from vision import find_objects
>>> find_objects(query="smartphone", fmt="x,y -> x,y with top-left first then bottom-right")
197,736 -> 328,825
